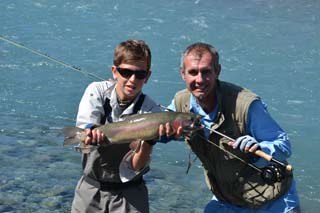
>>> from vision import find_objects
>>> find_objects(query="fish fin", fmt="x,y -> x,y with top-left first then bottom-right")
74,144 -> 97,154
63,126 -> 84,146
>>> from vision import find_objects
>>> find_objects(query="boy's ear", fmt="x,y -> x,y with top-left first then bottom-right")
144,71 -> 152,84
111,66 -> 117,80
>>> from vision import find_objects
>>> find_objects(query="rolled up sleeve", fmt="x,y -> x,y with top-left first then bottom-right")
119,149 -> 150,183
247,100 -> 292,167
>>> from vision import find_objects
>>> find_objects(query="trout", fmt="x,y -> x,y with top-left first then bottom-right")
63,111 -> 202,152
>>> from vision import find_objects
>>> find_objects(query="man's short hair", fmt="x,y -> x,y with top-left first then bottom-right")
180,42 -> 219,72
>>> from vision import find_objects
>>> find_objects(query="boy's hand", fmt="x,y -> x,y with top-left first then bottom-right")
84,128 -> 108,145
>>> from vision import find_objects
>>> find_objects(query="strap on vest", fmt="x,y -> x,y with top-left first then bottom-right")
100,93 -> 146,124
100,98 -> 112,124
86,94 -> 146,183
133,93 -> 145,114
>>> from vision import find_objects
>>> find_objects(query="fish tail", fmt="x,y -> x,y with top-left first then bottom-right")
63,127 -> 85,146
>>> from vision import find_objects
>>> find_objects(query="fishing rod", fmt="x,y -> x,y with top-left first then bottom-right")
201,125 -> 293,172
191,132 -> 292,184
0,35 -> 105,81
2,35 -> 292,173
159,104 -> 293,173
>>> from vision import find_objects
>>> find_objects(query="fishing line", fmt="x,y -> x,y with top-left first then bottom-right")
159,104 -> 292,172
160,103 -> 262,172
195,124 -> 293,172
159,105 -> 257,168
203,125 -> 292,171
0,35 -> 105,81
1,36 -> 292,172
189,133 -> 263,173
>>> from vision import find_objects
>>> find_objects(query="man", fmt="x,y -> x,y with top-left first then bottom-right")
71,40 -> 163,213
167,42 -> 300,212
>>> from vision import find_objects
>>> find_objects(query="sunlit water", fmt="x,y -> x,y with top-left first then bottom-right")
1,0 -> 319,212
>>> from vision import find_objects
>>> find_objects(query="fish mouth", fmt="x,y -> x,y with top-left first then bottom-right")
183,117 -> 203,134
191,119 -> 203,130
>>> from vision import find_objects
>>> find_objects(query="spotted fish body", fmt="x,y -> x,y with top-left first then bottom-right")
63,111 -> 202,147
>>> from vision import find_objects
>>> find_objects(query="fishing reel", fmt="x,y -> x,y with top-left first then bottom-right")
261,164 -> 288,184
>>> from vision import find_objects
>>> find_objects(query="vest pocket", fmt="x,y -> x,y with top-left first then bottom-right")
230,166 -> 293,208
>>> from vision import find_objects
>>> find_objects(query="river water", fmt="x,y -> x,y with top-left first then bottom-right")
1,0 -> 319,212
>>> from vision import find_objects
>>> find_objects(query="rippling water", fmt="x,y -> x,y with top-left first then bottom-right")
1,0 -> 319,212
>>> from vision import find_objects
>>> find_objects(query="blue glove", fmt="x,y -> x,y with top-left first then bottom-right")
233,135 -> 260,152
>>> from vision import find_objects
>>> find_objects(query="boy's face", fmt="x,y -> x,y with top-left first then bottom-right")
112,61 -> 150,101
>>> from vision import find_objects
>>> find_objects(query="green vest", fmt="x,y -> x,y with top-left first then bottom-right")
174,81 -> 292,209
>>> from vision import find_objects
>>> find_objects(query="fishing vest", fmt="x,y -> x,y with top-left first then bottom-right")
82,92 -> 146,183
174,81 -> 292,209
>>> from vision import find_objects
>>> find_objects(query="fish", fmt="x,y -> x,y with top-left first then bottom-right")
63,111 -> 202,152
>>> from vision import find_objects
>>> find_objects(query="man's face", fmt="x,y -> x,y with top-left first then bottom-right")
181,51 -> 220,102
112,61 -> 150,101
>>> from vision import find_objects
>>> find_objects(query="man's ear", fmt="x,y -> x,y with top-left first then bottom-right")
215,64 -> 221,78
180,68 -> 186,81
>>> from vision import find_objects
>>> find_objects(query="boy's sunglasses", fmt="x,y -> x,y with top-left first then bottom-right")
116,67 -> 148,80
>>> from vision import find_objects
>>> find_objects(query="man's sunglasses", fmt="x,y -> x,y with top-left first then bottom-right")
116,67 -> 148,80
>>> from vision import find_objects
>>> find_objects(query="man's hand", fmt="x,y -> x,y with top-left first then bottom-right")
158,123 -> 183,143
229,135 -> 260,153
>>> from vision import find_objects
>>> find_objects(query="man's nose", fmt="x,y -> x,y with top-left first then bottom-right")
195,72 -> 204,82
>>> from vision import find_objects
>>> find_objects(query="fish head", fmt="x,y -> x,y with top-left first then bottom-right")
175,113 -> 203,134
186,113 -> 203,132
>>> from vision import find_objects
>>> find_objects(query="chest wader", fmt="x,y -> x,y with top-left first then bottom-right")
82,94 -> 146,187
174,82 -> 292,209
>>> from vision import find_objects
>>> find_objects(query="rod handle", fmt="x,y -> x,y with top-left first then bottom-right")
254,150 -> 293,172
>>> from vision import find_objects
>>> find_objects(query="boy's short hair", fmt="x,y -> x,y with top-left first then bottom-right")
113,40 -> 151,71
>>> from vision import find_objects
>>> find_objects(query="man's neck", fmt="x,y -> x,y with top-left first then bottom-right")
197,92 -> 217,114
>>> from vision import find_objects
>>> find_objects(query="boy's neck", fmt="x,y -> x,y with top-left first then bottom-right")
116,92 -> 133,110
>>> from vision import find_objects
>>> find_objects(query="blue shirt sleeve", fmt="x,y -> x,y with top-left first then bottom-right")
167,99 -> 176,112
247,100 -> 292,167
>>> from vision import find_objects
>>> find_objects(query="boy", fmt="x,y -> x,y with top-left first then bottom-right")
71,40 -> 161,213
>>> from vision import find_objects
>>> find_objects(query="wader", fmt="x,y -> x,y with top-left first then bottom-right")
72,81 -> 158,213
174,81 -> 292,209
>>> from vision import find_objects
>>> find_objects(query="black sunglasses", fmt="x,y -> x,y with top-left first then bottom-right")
116,67 -> 148,80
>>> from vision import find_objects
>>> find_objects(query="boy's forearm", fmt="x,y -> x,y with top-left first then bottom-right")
131,141 -> 152,171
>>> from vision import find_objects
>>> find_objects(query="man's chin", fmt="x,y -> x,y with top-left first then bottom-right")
192,92 -> 205,100
197,95 -> 205,101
